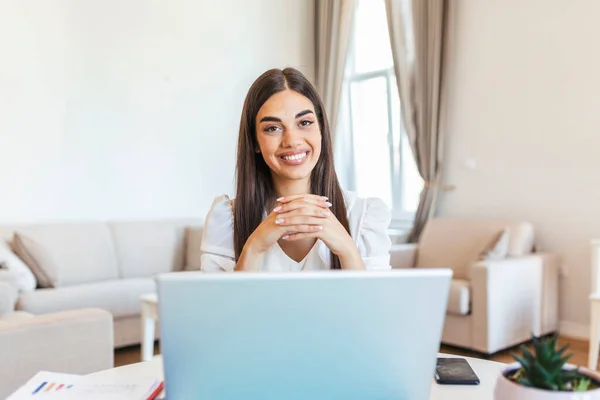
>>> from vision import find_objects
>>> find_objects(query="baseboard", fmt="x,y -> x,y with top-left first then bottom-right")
559,321 -> 589,341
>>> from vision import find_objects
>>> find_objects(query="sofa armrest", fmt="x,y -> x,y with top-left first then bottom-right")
469,254 -> 556,353
0,308 -> 114,399
533,252 -> 560,334
0,282 -> 18,317
390,244 -> 417,269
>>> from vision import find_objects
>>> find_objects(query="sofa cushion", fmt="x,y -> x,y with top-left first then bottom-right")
185,226 -> 203,271
448,279 -> 470,316
16,278 -> 156,318
416,218 -> 534,279
0,282 -> 18,317
109,221 -> 188,278
0,242 -> 37,292
0,311 -> 34,322
11,224 -> 119,287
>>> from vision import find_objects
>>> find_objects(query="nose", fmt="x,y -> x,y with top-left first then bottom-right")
281,127 -> 304,148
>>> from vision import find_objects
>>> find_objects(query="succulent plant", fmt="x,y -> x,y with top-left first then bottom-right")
509,335 -> 591,392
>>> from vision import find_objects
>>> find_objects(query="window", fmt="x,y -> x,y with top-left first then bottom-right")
339,0 -> 422,227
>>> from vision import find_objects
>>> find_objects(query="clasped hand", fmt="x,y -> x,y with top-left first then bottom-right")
246,194 -> 354,257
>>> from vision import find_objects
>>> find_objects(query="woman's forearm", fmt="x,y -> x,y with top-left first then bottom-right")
234,240 -> 265,271
338,245 -> 366,270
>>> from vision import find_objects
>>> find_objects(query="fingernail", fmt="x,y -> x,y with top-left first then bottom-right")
282,235 -> 289,240
322,196 -> 329,200
275,219 -> 284,224
325,202 -> 332,207
276,197 -> 284,201
321,211 -> 330,217
273,206 -> 282,212
317,226 -> 323,230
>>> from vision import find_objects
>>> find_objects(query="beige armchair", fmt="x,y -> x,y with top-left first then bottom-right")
391,218 -> 559,355
0,282 -> 114,398
588,239 -> 600,370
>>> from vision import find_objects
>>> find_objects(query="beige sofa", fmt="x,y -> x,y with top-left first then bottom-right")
390,218 -> 559,355
0,282 -> 114,398
1,216 -> 559,357
0,219 -> 203,348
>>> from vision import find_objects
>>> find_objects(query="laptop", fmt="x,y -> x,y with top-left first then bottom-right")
156,269 -> 452,400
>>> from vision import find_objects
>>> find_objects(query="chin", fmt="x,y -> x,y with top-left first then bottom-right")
275,164 -> 315,181
280,169 -> 312,181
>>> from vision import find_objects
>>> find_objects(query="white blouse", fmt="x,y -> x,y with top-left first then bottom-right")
200,191 -> 392,272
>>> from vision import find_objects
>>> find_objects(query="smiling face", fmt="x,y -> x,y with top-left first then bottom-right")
255,89 -> 322,187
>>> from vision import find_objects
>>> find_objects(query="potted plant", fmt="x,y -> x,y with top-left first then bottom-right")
495,335 -> 600,399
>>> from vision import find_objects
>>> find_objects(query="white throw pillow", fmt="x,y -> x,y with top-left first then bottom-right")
480,228 -> 510,261
0,242 -> 37,292
12,233 -> 58,288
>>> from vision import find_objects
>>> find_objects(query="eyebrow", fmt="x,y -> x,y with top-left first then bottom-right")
295,109 -> 314,118
259,116 -> 281,123
259,109 -> 314,123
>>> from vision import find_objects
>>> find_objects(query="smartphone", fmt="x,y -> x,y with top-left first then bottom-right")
434,358 -> 480,385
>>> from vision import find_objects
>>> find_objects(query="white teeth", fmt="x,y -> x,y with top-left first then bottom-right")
282,152 -> 307,161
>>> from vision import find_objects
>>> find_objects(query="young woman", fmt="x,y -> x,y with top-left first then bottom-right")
200,67 -> 391,272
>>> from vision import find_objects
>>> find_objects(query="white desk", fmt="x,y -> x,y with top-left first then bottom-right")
88,354 -> 504,399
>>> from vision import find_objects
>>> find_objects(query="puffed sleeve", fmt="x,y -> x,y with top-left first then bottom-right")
200,195 -> 236,272
357,198 -> 392,270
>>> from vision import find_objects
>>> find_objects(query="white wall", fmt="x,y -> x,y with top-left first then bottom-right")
0,0 -> 314,224
439,0 -> 600,337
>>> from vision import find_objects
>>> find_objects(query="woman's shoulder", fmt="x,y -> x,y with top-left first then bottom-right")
204,194 -> 235,225
203,194 -> 234,236
203,194 -> 233,221
208,194 -> 234,212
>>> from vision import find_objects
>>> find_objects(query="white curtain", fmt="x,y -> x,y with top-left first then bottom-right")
385,0 -> 448,242
314,0 -> 356,142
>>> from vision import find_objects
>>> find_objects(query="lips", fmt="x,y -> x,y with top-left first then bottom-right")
279,150 -> 310,166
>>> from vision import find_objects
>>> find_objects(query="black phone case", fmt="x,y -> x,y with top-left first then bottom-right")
435,358 -> 480,385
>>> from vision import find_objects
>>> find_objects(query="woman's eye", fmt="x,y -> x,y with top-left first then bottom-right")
265,125 -> 282,133
299,120 -> 314,127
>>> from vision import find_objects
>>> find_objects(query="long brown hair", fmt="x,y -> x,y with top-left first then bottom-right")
233,67 -> 350,270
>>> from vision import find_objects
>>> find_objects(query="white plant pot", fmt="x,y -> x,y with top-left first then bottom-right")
495,362 -> 600,400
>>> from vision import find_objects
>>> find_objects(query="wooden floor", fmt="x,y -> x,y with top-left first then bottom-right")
115,342 -> 161,367
114,336 -> 591,368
